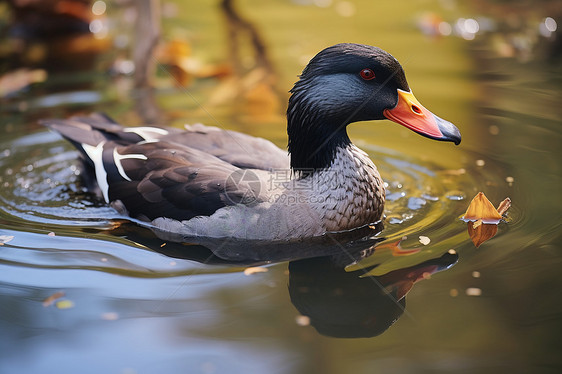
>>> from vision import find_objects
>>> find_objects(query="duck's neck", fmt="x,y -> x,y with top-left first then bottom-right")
287,82 -> 352,171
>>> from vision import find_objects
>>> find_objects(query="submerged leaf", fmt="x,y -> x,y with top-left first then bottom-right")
467,222 -> 498,247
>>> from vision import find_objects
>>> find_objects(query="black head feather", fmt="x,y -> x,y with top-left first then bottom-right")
287,43 -> 410,170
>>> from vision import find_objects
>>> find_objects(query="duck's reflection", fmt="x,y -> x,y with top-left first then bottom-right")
289,251 -> 457,338
114,222 -> 457,338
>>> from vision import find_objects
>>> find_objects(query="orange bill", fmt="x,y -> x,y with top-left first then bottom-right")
383,89 -> 461,145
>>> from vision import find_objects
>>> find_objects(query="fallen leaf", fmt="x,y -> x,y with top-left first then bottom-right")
462,192 -> 512,247
462,192 -> 502,224
467,221 -> 498,247
43,291 -> 65,307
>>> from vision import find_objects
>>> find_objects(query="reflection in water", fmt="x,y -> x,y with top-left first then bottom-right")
119,221 -> 458,339
289,251 -> 457,338
119,220 -> 385,266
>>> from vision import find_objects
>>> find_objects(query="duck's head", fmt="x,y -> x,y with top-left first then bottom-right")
287,43 -> 461,170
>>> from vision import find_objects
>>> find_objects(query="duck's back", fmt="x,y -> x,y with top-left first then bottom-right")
41,113 -> 289,222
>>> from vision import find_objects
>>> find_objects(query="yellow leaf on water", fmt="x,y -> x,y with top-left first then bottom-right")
462,192 -> 502,224
463,193 -> 512,247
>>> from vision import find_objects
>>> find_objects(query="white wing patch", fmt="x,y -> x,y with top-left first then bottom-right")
113,148 -> 147,181
82,141 -> 110,203
123,127 -> 169,141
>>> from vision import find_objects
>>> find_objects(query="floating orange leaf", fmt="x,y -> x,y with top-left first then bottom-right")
462,193 -> 511,247
462,192 -> 502,224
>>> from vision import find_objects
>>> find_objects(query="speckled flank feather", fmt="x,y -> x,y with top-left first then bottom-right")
309,145 -> 384,232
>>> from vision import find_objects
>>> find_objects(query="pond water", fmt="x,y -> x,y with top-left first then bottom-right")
1,1 -> 561,373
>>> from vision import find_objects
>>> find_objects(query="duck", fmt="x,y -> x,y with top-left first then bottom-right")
42,43 -> 461,240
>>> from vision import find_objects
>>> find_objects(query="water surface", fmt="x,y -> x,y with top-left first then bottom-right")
0,1 -> 561,373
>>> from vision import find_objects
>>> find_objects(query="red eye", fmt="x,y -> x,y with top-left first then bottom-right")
360,68 -> 376,80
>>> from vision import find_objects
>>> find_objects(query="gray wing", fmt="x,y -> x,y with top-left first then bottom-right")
159,123 -> 290,170
47,113 -> 290,170
41,113 -> 284,220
